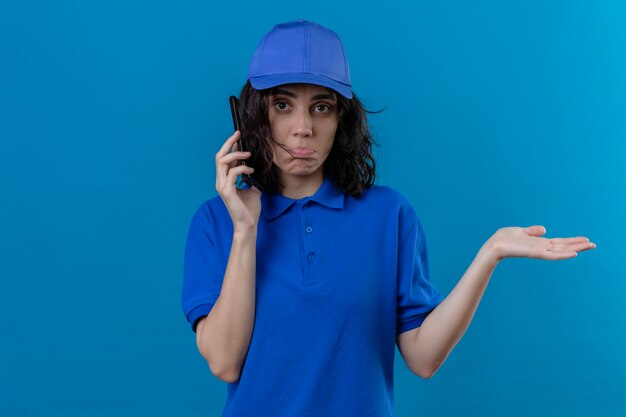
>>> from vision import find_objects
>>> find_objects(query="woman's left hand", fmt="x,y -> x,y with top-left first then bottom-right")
486,225 -> 596,263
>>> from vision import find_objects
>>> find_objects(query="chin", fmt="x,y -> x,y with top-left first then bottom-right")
287,167 -> 317,176
281,160 -> 320,174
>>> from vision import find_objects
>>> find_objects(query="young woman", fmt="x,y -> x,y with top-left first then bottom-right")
182,19 -> 595,417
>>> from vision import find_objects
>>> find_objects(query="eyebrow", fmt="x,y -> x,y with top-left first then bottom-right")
270,87 -> 337,102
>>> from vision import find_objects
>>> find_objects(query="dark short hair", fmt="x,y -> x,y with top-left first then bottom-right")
237,80 -> 382,197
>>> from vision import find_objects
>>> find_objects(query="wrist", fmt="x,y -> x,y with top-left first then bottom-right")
478,238 -> 502,269
233,225 -> 258,239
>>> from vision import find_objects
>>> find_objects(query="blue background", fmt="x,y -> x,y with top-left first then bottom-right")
1,1 -> 624,416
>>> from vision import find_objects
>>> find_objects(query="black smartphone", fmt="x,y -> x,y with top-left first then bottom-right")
229,95 -> 265,191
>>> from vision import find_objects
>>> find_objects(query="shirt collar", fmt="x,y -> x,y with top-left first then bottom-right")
261,177 -> 345,220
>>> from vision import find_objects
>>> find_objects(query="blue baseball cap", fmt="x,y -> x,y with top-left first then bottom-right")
247,19 -> 353,99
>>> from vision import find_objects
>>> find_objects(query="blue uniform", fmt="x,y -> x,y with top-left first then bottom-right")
182,177 -> 444,417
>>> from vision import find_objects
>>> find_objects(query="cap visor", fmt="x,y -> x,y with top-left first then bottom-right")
249,73 -> 352,99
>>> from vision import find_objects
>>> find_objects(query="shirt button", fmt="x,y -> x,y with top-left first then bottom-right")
305,226 -> 313,234
303,203 -> 310,211
308,253 -> 315,262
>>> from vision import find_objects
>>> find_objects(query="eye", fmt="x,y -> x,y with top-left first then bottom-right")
313,104 -> 333,113
272,101 -> 290,111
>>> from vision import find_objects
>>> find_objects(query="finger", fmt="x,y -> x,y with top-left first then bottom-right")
218,164 -> 254,195
542,248 -> 579,260
219,151 -> 251,166
573,241 -> 596,251
220,151 -> 251,165
216,131 -> 241,159
216,155 -> 230,187
548,237 -> 590,244
217,159 -> 251,191
555,252 -> 579,260
571,240 -> 596,249
226,165 -> 254,189
547,240 -> 595,253
216,133 -> 243,183
523,225 -> 546,236
577,243 -> 596,252
217,150 -> 251,186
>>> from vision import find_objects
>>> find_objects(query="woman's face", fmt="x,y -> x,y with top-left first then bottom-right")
267,83 -> 339,184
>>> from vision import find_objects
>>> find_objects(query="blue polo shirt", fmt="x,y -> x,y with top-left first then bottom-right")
181,177 -> 444,417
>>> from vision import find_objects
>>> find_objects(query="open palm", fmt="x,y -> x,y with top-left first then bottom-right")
488,225 -> 596,262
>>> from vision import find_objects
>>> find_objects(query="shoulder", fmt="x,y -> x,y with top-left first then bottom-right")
361,184 -> 410,203
352,184 -> 419,220
188,195 -> 229,229
354,184 -> 423,241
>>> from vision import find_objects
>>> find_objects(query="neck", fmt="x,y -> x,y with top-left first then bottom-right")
279,172 -> 324,200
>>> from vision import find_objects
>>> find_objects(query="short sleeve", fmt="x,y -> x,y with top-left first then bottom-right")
181,203 -> 224,333
396,213 -> 444,336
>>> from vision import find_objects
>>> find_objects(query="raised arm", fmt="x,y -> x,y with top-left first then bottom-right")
397,225 -> 596,378
196,130 -> 261,383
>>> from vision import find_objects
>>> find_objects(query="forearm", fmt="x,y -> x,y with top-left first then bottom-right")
413,240 -> 500,376
196,227 -> 257,382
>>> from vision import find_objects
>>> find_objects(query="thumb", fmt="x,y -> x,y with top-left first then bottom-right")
523,225 -> 547,236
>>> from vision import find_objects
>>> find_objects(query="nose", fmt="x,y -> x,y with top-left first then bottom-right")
293,108 -> 313,137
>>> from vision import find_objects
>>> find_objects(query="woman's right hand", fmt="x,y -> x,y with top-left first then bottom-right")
215,130 -> 262,232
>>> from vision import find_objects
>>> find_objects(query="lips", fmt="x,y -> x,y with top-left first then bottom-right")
290,147 -> 315,157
